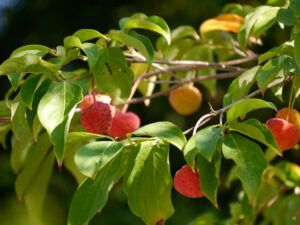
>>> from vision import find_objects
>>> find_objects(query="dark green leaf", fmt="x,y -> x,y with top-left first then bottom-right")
224,66 -> 260,106
68,150 -> 127,225
226,98 -> 277,123
111,31 -> 154,65
133,121 -> 187,150
93,47 -> 134,100
10,45 -> 53,58
229,119 -> 281,155
0,124 -> 10,149
125,16 -> 171,44
222,133 -> 268,203
259,41 -> 294,64
277,8 -> 297,26
15,133 -> 52,201
294,31 -> 300,70
196,147 -> 221,208
7,73 -> 23,91
195,125 -> 223,162
75,141 -> 123,178
290,0 -> 300,17
23,152 -> 55,225
64,132 -> 112,183
0,54 -> 60,76
20,74 -> 47,110
37,82 -> 83,164
123,141 -> 174,225
256,56 -> 288,93
73,29 -> 107,42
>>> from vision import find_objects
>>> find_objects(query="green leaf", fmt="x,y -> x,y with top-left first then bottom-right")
125,16 -> 171,44
0,54 -> 60,76
226,98 -> 277,123
256,56 -> 288,93
171,25 -> 200,42
123,141 -> 174,225
15,132 -> 52,201
111,31 -> 154,65
10,100 -> 28,141
196,146 -> 221,208
7,73 -> 23,91
64,36 -> 83,49
64,132 -> 112,183
277,8 -> 297,26
68,150 -> 127,225
195,125 -> 223,162
274,161 -> 300,187
0,100 -> 11,117
222,133 -> 268,203
183,135 -> 198,169
290,0 -> 300,17
133,121 -> 187,150
238,6 -> 279,51
37,81 -> 83,164
23,151 -> 55,225
229,119 -> 281,156
259,41 -> 294,64
10,45 -> 53,58
10,128 -> 35,174
20,74 -> 47,110
273,194 -> 300,225
224,66 -> 260,107
82,42 -> 100,69
75,141 -> 123,178
93,47 -> 134,100
0,124 -> 10,149
294,31 -> 300,70
73,29 -> 107,42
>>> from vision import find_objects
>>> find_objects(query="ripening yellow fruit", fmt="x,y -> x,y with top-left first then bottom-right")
276,108 -> 300,130
168,86 -> 202,115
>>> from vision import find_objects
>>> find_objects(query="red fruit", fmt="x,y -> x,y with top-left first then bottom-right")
266,118 -> 300,150
107,109 -> 140,139
80,94 -> 111,112
80,102 -> 112,134
173,164 -> 204,198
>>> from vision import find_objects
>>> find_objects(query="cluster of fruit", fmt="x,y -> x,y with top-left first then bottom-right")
80,94 -> 140,139
174,108 -> 300,199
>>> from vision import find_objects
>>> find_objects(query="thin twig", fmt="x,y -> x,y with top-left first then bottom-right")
119,72 -> 242,106
184,76 -> 290,135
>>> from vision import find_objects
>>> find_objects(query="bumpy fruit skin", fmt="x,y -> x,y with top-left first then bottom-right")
168,86 -> 202,115
276,108 -> 300,130
107,109 -> 140,139
80,102 -> 112,134
266,118 -> 300,150
173,164 -> 204,198
80,94 -> 111,112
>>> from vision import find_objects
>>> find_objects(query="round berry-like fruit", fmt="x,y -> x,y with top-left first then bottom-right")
266,118 -> 300,150
80,102 -> 112,134
173,164 -> 204,198
276,108 -> 300,130
168,86 -> 202,115
107,109 -> 140,139
80,94 -> 111,112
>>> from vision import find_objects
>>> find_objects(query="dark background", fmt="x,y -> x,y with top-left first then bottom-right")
0,0 -> 297,224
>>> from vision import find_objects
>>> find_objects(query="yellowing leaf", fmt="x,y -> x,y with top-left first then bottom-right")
200,13 -> 244,34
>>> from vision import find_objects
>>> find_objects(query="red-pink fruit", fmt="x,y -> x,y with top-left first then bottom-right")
173,164 -> 204,198
266,118 -> 300,150
80,94 -> 111,112
80,102 -> 112,134
107,109 -> 140,139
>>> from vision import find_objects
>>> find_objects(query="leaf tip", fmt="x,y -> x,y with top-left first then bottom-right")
97,209 -> 101,214
156,219 -> 164,225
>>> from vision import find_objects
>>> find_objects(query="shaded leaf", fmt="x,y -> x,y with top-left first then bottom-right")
259,41 -> 294,64
290,0 -> 300,17
123,141 -> 174,225
226,98 -> 277,123
222,133 -> 268,203
133,121 -> 187,150
75,141 -> 123,178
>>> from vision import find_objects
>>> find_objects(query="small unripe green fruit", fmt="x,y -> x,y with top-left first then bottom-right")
168,86 -> 202,115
